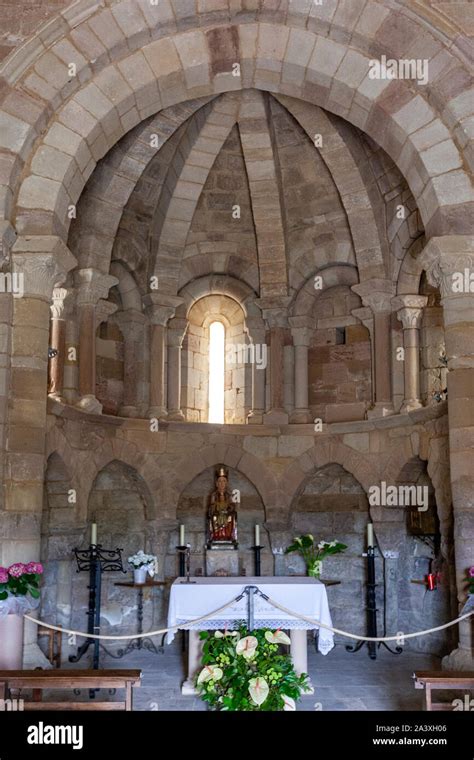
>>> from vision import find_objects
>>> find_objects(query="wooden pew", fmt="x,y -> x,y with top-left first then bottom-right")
414,671 -> 474,711
0,669 -> 142,711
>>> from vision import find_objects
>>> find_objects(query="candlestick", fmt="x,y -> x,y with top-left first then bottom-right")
367,522 -> 374,548
91,523 -> 97,546
255,524 -> 260,546
179,524 -> 185,545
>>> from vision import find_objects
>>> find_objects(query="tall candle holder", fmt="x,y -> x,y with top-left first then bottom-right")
346,545 -> 402,660
69,543 -> 125,676
251,545 -> 263,576
178,544 -> 196,584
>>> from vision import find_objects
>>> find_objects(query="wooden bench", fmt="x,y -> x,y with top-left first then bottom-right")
0,669 -> 142,711
414,671 -> 474,711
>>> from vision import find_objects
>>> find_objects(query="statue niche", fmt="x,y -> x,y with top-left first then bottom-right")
207,467 -> 238,549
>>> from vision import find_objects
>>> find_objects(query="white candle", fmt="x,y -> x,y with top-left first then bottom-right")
179,524 -> 185,545
91,523 -> 97,545
367,523 -> 374,548
255,524 -> 260,546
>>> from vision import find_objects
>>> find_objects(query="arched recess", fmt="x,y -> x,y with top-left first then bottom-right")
171,464 -> 271,576
287,462 -> 374,640
290,265 -> 359,318
172,444 -> 282,519
6,16 -> 472,248
279,439 -> 375,519
73,459 -> 159,638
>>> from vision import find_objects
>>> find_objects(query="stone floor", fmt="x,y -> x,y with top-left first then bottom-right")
88,636 -> 441,711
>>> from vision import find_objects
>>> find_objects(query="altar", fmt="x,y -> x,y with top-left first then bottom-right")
167,576 -> 334,694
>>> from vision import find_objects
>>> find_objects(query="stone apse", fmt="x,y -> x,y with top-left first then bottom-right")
0,1 -> 471,670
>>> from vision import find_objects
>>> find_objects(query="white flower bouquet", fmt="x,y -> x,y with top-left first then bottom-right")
127,550 -> 157,577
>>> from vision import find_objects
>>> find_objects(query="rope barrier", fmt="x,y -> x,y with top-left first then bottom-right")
23,586 -> 473,644
24,594 -> 241,641
263,595 -> 473,643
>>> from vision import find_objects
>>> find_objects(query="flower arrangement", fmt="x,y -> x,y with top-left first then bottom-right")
127,550 -> 156,577
0,562 -> 43,601
467,566 -> 474,595
285,534 -> 347,577
196,625 -> 310,711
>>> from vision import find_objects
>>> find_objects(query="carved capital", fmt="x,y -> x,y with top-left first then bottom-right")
421,236 -> 474,301
75,268 -> 118,306
11,236 -> 77,301
352,280 -> 395,313
50,288 -> 69,320
392,295 -> 428,329
143,293 -> 183,325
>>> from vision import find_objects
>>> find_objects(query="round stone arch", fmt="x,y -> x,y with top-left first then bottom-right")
171,443 -> 281,520
290,264 -> 360,318
178,274 -> 264,335
4,16 -> 471,245
79,446 -> 157,522
278,437 -> 375,524
396,236 -> 427,295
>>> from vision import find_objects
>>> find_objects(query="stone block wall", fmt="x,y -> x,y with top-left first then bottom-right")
95,321 -> 124,416
308,288 -> 371,421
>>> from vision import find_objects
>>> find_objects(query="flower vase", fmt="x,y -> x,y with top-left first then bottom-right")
133,567 -> 147,584
306,560 -> 322,579
0,613 -> 24,669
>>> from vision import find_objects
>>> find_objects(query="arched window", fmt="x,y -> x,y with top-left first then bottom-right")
208,321 -> 225,423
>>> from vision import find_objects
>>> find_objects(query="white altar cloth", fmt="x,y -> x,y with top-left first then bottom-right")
167,576 -> 334,655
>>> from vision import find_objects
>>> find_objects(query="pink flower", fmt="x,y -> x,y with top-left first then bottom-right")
469,566 -> 474,578
25,562 -> 43,575
0,567 -> 8,584
8,563 -> 26,578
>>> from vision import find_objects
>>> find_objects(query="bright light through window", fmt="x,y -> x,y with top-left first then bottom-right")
208,321 -> 225,423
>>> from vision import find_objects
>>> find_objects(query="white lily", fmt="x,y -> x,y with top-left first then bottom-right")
265,630 -> 291,646
329,540 -> 337,547
282,695 -> 296,711
236,635 -> 258,659
197,665 -> 223,684
307,534 -> 314,542
248,677 -> 269,706
317,541 -> 325,550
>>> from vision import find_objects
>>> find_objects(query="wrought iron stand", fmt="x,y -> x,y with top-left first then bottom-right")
251,545 -> 263,576
346,546 -> 402,660
110,581 -> 166,657
69,543 -> 125,674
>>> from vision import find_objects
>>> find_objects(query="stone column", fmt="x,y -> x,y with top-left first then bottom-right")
257,302 -> 290,425
352,282 -> 395,417
7,236 -> 76,667
351,306 -> 375,405
167,317 -> 187,421
48,288 -> 68,401
283,343 -> 294,416
115,309 -> 147,418
75,269 -> 118,414
247,328 -> 266,425
143,295 -> 182,420
422,236 -> 474,671
289,322 -> 312,423
392,295 -> 428,413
